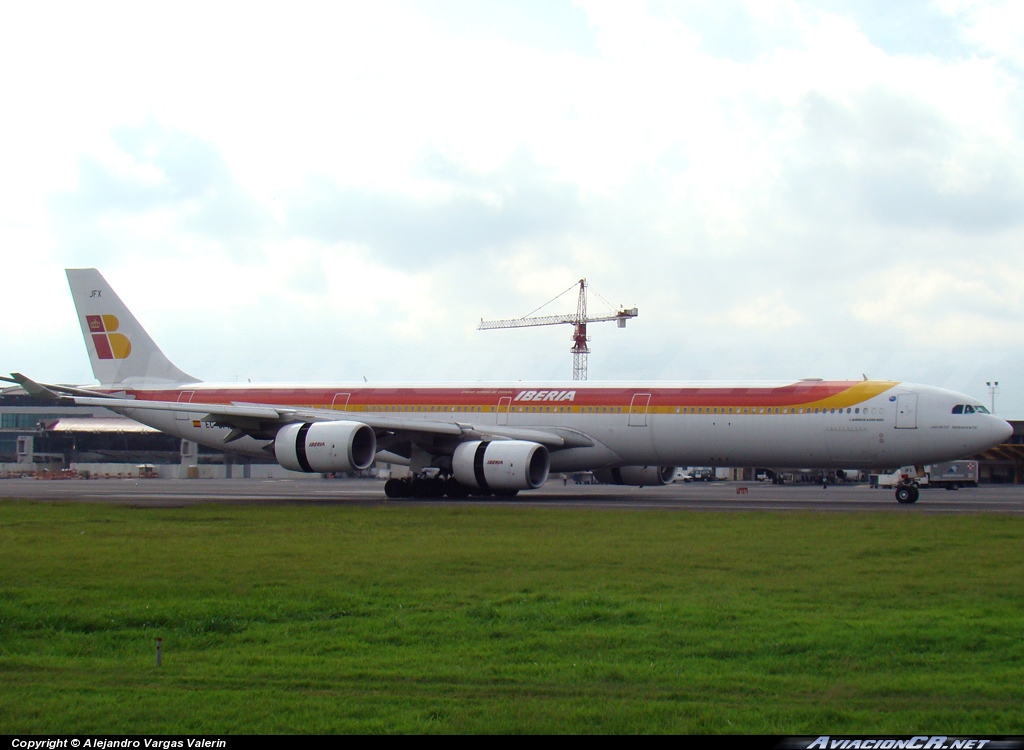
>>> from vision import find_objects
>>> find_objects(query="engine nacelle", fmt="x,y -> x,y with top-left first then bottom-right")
593,466 -> 677,486
452,440 -> 550,492
274,421 -> 377,473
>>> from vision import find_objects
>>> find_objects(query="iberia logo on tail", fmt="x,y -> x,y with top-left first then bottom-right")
86,315 -> 132,360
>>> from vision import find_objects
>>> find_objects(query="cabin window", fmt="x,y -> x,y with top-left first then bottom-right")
976,405 -> 990,414
964,405 -> 976,414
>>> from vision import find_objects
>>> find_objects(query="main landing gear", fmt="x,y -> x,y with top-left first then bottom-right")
895,482 -> 920,504
384,476 -> 518,499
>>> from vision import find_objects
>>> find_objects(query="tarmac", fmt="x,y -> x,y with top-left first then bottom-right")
2,477 -> 1023,514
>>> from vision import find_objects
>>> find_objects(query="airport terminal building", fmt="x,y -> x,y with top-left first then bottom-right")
0,394 -> 283,479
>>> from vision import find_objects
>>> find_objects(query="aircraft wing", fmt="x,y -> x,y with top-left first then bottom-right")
2,373 -> 125,400
65,394 -> 588,449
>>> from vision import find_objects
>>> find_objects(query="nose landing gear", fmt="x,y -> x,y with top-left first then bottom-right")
895,482 -> 920,504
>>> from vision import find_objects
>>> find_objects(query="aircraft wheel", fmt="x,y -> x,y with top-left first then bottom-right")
384,479 -> 408,499
409,478 -> 437,498
444,477 -> 469,498
895,485 -> 919,504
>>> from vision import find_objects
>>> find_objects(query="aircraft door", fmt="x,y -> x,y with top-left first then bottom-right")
628,393 -> 651,427
497,396 -> 511,426
174,391 -> 195,421
895,393 -> 918,429
331,393 -> 351,411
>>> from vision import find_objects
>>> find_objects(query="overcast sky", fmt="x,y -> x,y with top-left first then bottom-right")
3,0 -> 1024,415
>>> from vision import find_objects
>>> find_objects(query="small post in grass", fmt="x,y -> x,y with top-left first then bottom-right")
156,637 -> 163,667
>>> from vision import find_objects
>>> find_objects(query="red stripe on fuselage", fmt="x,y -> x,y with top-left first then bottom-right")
115,382 -> 862,409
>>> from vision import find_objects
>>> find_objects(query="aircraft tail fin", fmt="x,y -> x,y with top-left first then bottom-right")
66,268 -> 199,388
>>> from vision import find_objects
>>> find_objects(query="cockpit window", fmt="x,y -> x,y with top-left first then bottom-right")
953,404 -> 990,414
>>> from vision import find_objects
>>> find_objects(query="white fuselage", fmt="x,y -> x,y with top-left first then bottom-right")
105,379 -> 1012,472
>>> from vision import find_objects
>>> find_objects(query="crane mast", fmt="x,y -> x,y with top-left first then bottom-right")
478,279 -> 638,381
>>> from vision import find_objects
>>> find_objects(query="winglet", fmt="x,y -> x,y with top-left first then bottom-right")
9,373 -> 63,402
6,373 -> 121,400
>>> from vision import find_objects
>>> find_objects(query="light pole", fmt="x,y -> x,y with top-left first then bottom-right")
986,381 -> 999,413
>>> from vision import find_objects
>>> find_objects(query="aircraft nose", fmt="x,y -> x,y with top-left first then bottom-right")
977,416 -> 1014,451
962,416 -> 1012,456
995,418 -> 1014,445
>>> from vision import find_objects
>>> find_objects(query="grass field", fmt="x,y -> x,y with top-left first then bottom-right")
0,499 -> 1021,734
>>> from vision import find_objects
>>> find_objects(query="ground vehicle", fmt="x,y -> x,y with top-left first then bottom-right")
871,461 -> 980,498
925,461 -> 979,490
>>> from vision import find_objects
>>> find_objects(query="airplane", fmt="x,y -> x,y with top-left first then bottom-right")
6,268 -> 1013,504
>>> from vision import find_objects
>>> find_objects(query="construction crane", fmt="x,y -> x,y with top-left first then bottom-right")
478,278 -> 638,381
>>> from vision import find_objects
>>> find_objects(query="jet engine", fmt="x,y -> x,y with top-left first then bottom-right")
274,421 -> 377,473
452,440 -> 550,492
593,466 -> 677,486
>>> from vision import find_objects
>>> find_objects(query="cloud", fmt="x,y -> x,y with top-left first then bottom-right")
780,84 -> 1024,234
5,1 -> 1024,414
284,148 -> 582,262
47,122 -> 273,269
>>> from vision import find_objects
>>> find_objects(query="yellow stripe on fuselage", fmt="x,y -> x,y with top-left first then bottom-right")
798,380 -> 899,410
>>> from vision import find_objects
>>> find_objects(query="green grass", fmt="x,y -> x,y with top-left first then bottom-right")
0,500 -> 1022,733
